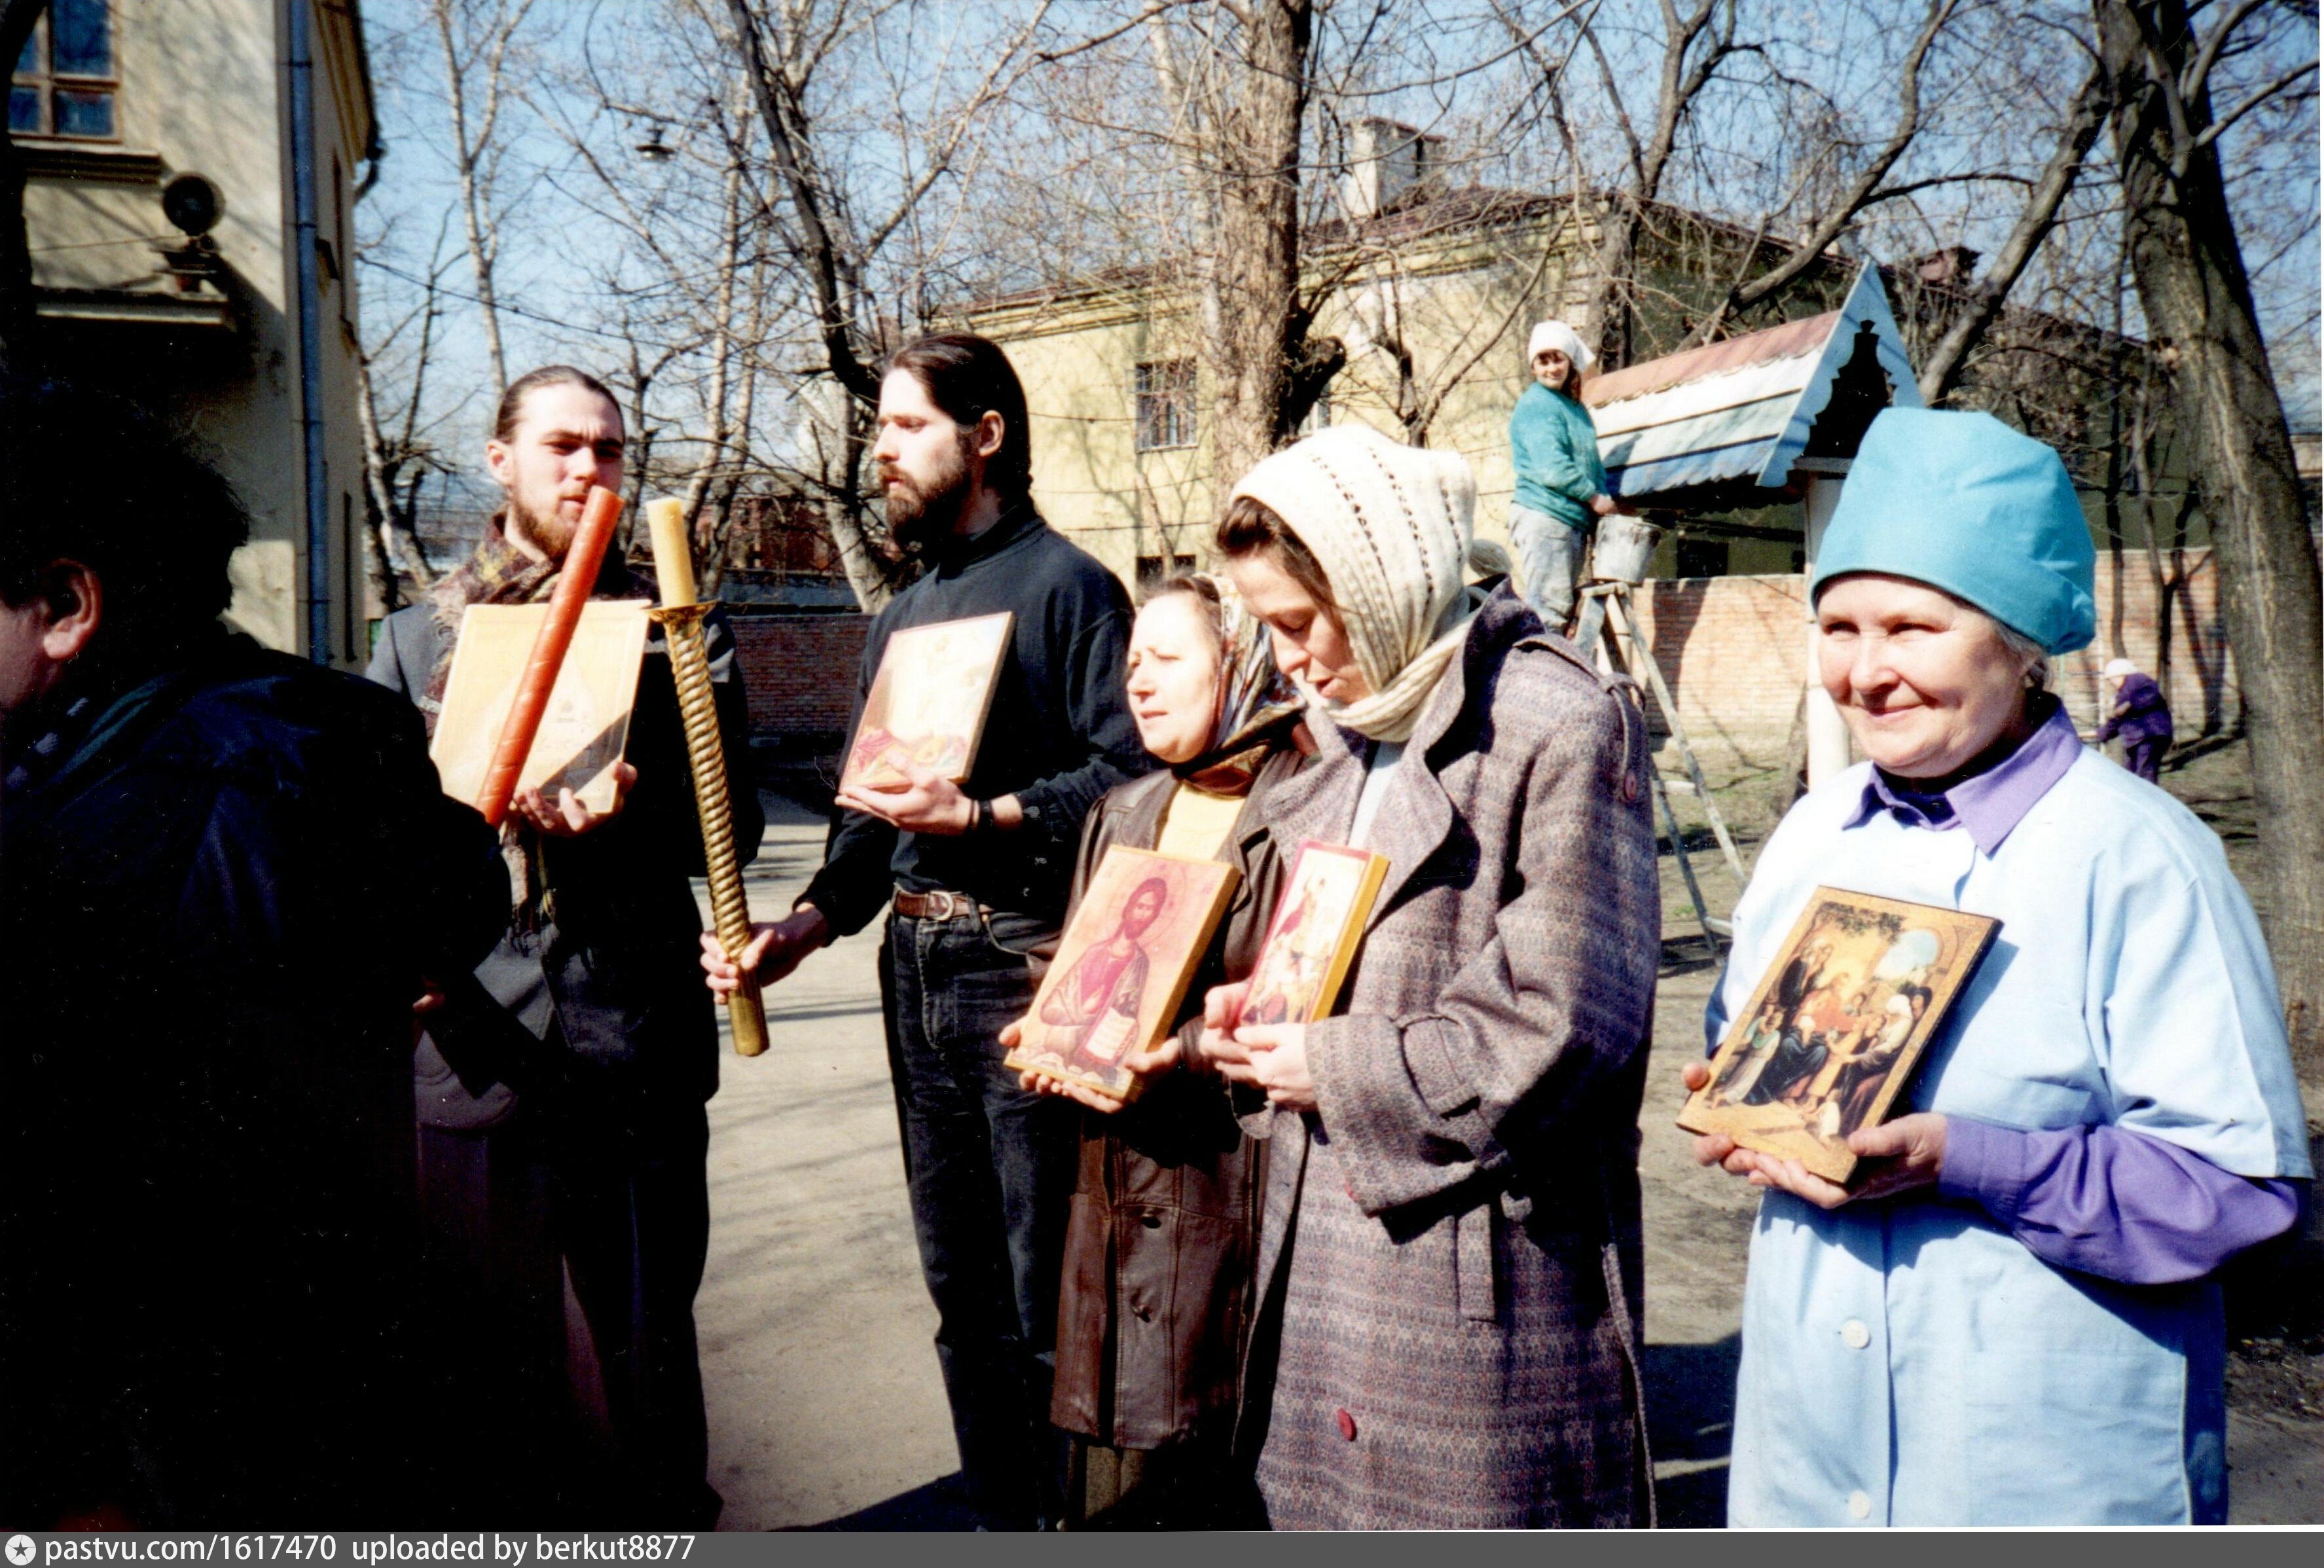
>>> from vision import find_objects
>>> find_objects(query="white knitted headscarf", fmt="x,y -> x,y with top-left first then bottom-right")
1228,425 -> 1480,744
1527,319 -> 1595,373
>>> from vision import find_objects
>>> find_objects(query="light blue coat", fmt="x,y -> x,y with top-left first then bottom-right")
1708,749 -> 2310,1527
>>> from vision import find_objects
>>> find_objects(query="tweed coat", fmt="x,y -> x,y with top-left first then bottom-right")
1239,587 -> 1661,1530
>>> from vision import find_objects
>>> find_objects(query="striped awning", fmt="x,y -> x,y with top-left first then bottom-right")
1583,266 -> 1922,503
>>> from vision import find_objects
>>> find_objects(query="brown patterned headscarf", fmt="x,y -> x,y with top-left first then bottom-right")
1166,573 -> 1302,796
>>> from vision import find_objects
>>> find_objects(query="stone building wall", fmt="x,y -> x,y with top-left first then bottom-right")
723,555 -> 2236,786
731,614 -> 870,742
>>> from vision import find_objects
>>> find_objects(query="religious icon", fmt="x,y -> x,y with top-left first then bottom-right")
1237,840 -> 1390,1027
1005,847 -> 1241,1100
431,598 -> 651,814
840,611 -> 1013,794
1679,888 -> 1999,1184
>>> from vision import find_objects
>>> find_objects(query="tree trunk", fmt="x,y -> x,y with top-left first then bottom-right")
821,492 -> 894,613
2097,0 -> 2324,1074
1203,0 -> 1311,485
724,0 -> 880,405
1574,0 -> 1733,365
0,0 -> 52,374
355,354 -> 431,603
799,377 -> 892,612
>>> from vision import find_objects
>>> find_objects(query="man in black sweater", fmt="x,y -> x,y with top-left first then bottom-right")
711,334 -> 1146,1529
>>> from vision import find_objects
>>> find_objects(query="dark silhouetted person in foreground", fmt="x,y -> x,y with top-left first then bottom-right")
0,378 -> 509,1526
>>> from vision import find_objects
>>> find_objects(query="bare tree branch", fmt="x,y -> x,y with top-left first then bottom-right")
1688,0 -> 1960,345
1918,58 -> 2112,404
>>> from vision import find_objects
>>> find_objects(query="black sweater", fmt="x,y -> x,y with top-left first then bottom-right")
801,503 -> 1150,934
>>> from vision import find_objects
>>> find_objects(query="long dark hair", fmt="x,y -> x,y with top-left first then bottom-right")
886,333 -> 1033,500
1211,494 -> 1335,610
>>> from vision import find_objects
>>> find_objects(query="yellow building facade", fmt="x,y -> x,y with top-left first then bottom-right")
16,0 -> 374,666
958,193 -> 1610,589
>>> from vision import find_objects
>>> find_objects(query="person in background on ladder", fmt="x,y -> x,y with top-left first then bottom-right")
1507,319 -> 1620,631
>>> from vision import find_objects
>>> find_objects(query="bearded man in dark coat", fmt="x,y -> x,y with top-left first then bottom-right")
367,365 -> 759,1527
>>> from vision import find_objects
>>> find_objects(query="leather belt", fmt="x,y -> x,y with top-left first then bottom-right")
892,886 -> 989,921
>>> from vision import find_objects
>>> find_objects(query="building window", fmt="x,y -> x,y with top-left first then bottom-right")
1135,359 -> 1197,452
10,1 -> 117,140
1675,537 -> 1730,580
1298,379 -> 1334,435
1136,553 -> 1197,596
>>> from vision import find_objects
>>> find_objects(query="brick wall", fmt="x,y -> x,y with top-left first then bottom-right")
1622,550 -> 2232,775
723,556 -> 2237,769
730,613 -> 869,739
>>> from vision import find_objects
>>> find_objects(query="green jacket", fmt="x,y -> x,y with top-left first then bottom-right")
1509,382 -> 1608,527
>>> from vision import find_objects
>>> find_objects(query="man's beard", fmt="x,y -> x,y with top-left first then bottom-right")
507,491 -> 579,559
881,437 -> 975,550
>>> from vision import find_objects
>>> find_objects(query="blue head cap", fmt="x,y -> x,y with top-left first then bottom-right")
1809,408 -> 2096,655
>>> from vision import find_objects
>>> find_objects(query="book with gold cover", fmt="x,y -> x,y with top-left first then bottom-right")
431,598 -> 651,815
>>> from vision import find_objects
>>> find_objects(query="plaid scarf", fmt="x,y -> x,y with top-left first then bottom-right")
428,513 -> 652,927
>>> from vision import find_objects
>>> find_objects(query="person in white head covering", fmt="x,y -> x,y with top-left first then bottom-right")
2088,655 -> 2173,781
1196,424 -> 1663,1528
1507,319 -> 1616,629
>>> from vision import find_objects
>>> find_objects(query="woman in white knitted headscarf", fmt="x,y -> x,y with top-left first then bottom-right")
1508,319 -> 1617,629
1198,424 -> 1663,1529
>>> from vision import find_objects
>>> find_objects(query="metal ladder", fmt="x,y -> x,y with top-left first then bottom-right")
1575,579 -> 1746,957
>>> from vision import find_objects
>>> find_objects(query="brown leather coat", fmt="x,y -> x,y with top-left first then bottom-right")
1048,748 -> 1302,1450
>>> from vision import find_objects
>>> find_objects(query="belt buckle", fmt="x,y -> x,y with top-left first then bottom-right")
928,890 -> 962,921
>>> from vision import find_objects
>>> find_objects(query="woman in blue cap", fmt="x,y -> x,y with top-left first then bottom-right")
1684,408 -> 2310,1526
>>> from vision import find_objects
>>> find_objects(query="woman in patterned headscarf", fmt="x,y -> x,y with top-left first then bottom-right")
1002,572 -> 1305,1529
1201,424 -> 1660,1529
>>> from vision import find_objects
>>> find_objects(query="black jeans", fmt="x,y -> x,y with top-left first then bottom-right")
881,907 -> 1079,1529
415,1072 -> 716,1528
549,1085 -> 715,1528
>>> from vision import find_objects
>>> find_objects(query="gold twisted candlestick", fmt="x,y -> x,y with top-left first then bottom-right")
647,499 -> 767,1057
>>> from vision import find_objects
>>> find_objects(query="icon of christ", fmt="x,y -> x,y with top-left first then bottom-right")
1037,876 -> 1169,1062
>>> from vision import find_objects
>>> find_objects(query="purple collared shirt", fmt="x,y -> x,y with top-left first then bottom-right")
1837,701 -> 2300,1285
1842,696 -> 2086,855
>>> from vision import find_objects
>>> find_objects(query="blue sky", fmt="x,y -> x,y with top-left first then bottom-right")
356,0 -> 2321,508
